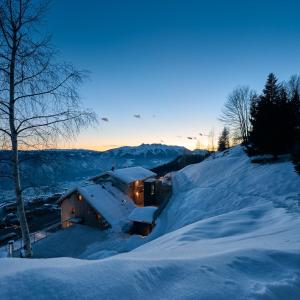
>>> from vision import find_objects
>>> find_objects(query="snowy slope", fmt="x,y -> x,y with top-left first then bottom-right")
0,146 -> 299,299
150,146 -> 300,236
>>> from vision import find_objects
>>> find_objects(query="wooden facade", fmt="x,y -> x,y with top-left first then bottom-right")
61,193 -> 109,229
109,177 -> 145,206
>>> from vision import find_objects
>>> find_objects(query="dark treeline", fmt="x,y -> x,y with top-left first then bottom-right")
219,73 -> 300,173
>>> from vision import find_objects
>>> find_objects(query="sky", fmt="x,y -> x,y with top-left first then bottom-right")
46,0 -> 300,150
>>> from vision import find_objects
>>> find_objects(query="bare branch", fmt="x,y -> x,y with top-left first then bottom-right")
219,86 -> 256,143
14,72 -> 77,101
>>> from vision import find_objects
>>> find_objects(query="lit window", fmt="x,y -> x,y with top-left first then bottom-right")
78,194 -> 83,201
150,184 -> 155,195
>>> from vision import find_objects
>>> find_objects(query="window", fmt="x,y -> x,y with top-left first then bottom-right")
150,184 -> 155,195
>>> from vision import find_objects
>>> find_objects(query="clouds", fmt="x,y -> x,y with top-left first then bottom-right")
100,113 -> 145,122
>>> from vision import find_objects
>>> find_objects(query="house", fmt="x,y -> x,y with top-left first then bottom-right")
128,206 -> 158,236
59,182 -> 135,232
93,166 -> 157,206
59,166 -> 171,236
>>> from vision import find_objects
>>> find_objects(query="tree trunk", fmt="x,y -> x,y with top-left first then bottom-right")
8,30 -> 32,258
11,134 -> 32,257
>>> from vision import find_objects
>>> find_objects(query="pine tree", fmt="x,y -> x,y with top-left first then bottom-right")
248,73 -> 300,158
218,127 -> 230,151
249,73 -> 284,157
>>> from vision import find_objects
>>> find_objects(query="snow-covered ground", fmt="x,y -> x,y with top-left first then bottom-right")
32,225 -> 128,259
0,146 -> 299,299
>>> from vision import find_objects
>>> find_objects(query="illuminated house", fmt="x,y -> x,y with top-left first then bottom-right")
93,166 -> 157,206
59,166 -> 171,236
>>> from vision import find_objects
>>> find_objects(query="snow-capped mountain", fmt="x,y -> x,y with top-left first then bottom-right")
101,143 -> 190,158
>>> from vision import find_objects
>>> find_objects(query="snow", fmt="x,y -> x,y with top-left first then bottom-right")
62,182 -> 135,231
107,166 -> 156,184
128,206 -> 157,223
0,146 -> 300,299
150,146 -> 300,236
32,225 -> 127,259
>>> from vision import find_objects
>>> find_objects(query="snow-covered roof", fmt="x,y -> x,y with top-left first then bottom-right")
128,206 -> 158,224
107,166 -> 156,184
60,182 -> 135,231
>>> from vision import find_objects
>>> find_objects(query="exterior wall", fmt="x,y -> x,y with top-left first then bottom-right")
144,180 -> 159,206
128,180 -> 144,206
110,177 -> 145,206
61,193 -> 109,229
144,180 -> 172,206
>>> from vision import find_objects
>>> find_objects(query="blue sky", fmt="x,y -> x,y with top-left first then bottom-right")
47,0 -> 300,150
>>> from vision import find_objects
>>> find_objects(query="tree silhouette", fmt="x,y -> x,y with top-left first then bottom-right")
218,127 -> 230,151
0,0 -> 96,257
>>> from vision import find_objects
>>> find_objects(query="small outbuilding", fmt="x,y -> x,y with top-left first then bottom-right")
128,206 -> 158,236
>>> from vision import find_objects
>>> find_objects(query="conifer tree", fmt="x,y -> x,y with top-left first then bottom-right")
249,73 -> 300,158
249,73 -> 282,157
218,127 -> 230,151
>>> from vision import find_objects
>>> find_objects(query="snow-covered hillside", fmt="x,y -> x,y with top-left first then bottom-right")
0,144 -> 189,203
151,146 -> 300,236
0,146 -> 299,299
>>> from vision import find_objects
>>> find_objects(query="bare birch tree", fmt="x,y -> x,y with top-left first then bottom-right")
0,0 -> 96,257
219,86 -> 256,144
285,74 -> 300,98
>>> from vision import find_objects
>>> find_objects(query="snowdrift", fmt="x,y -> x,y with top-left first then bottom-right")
0,146 -> 299,300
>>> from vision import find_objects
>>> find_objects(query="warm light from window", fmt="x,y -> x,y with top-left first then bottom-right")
78,194 -> 83,201
150,184 -> 155,195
